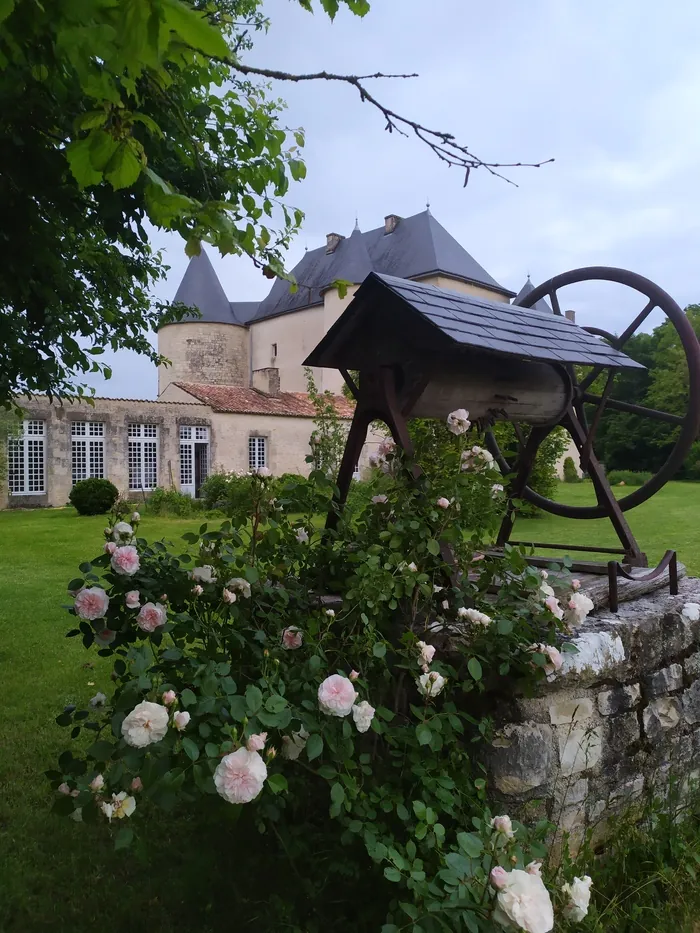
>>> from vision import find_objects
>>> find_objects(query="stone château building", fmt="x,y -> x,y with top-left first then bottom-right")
4,209 -> 565,509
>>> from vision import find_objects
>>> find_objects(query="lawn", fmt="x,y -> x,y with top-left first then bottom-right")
1,485 -> 699,932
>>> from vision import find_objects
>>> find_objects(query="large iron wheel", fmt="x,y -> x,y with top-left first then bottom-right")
486,266 -> 700,519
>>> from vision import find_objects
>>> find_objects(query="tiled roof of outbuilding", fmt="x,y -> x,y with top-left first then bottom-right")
175,383 -> 355,418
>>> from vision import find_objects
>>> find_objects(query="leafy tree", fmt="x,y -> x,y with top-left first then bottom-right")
593,306 -> 700,477
305,368 -> 348,477
1,0 -> 547,409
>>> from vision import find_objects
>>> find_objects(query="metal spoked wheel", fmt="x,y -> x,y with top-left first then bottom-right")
486,266 -> 700,519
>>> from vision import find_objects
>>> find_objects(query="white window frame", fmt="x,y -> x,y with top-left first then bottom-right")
180,425 -> 210,496
71,421 -> 105,484
8,419 -> 46,495
248,435 -> 267,471
128,423 -> 158,491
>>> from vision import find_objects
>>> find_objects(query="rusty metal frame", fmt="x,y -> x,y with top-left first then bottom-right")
608,550 -> 678,613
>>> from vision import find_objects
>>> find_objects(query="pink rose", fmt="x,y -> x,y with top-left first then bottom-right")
490,866 -> 509,889
349,670 -> 360,681
222,588 -> 236,604
371,494 -> 388,505
162,690 -> 177,706
214,748 -> 267,804
436,497 -> 451,509
125,590 -> 140,609
104,542 -> 117,555
571,579 -> 581,591
74,587 -> 109,621
173,711 -> 190,731
90,773 -> 105,792
318,674 -> 357,717
58,782 -> 71,795
491,814 -> 515,838
136,602 -> 167,633
130,776 -> 143,792
417,641 -> 436,667
192,584 -> 203,596
282,626 -> 303,650
246,732 -> 267,752
526,861 -> 542,876
545,595 -> 564,621
111,545 -> 140,576
545,645 -> 563,672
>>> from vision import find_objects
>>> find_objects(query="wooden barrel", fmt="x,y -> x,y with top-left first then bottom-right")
409,358 -> 572,426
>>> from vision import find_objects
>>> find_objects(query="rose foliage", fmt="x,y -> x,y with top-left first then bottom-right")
50,418 -> 591,931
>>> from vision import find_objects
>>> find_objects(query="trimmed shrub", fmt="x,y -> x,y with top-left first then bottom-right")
146,487 -> 203,516
68,477 -> 119,515
606,469 -> 653,487
563,456 -> 580,483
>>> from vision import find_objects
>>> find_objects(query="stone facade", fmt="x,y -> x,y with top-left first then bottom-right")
158,321 -> 250,394
488,578 -> 700,850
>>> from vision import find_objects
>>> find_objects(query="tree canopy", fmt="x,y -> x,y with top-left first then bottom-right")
593,305 -> 700,478
0,0 -> 547,409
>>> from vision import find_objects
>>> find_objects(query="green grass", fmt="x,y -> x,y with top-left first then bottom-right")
514,480 -> 700,575
1,485 -> 699,932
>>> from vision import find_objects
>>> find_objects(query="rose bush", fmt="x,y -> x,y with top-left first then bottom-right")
48,414 -> 592,930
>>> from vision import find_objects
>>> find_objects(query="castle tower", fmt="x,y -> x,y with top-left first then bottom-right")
157,249 -> 255,395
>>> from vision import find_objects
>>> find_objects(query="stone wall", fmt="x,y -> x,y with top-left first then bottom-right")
488,577 -> 700,849
158,321 -> 250,394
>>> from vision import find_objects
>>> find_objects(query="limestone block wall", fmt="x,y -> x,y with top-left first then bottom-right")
488,578 -> 700,848
2,396 -> 211,509
158,322 -> 249,394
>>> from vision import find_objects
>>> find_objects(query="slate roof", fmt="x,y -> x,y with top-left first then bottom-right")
251,210 -> 514,322
305,273 -> 644,371
175,383 -> 355,418
514,276 -> 554,315
172,250 -> 256,325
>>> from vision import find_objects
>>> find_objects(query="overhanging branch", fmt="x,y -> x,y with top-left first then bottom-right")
232,63 -> 554,183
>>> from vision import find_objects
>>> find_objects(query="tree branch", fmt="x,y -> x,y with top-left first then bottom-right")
231,64 -> 554,184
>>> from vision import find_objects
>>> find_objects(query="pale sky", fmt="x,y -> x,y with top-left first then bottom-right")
87,0 -> 700,398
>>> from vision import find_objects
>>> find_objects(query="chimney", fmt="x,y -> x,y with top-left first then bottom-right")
565,309 -> 576,323
326,232 -> 344,253
384,214 -> 401,235
252,367 -> 280,397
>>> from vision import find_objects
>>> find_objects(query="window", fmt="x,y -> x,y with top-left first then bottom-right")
8,419 -> 45,494
180,425 -> 210,496
271,343 -> 277,358
248,436 -> 267,471
128,423 -> 158,491
71,422 -> 105,484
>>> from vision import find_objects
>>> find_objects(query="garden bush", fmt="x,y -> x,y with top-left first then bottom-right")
606,470 -> 653,487
51,416 -> 594,932
146,487 -> 204,517
68,477 -> 119,515
563,457 -> 580,483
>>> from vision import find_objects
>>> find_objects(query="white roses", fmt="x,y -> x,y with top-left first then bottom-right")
446,408 -> 471,435
416,671 -> 446,698
490,867 -> 554,933
351,700 -> 375,733
191,565 -> 217,584
121,701 -> 169,747
562,875 -> 592,921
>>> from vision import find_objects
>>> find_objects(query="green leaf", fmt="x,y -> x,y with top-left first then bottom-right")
181,689 -> 197,708
376,706 -> 395,722
306,733 -> 323,761
104,140 -> 143,191
289,158 -> 306,181
245,685 -> 263,714
383,866 -> 401,883
0,0 -> 15,27
330,782 -> 345,805
372,642 -> 386,658
445,852 -> 472,876
412,799 -> 426,820
467,657 -> 482,682
426,538 -> 440,556
264,694 -> 287,713
163,0 -> 230,58
86,740 -> 114,761
66,137 -> 102,187
416,723 -> 432,746
457,832 -> 483,858
75,110 -> 109,131
266,773 -> 288,795
181,737 -> 199,761
114,827 -> 134,850
561,642 -> 580,654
